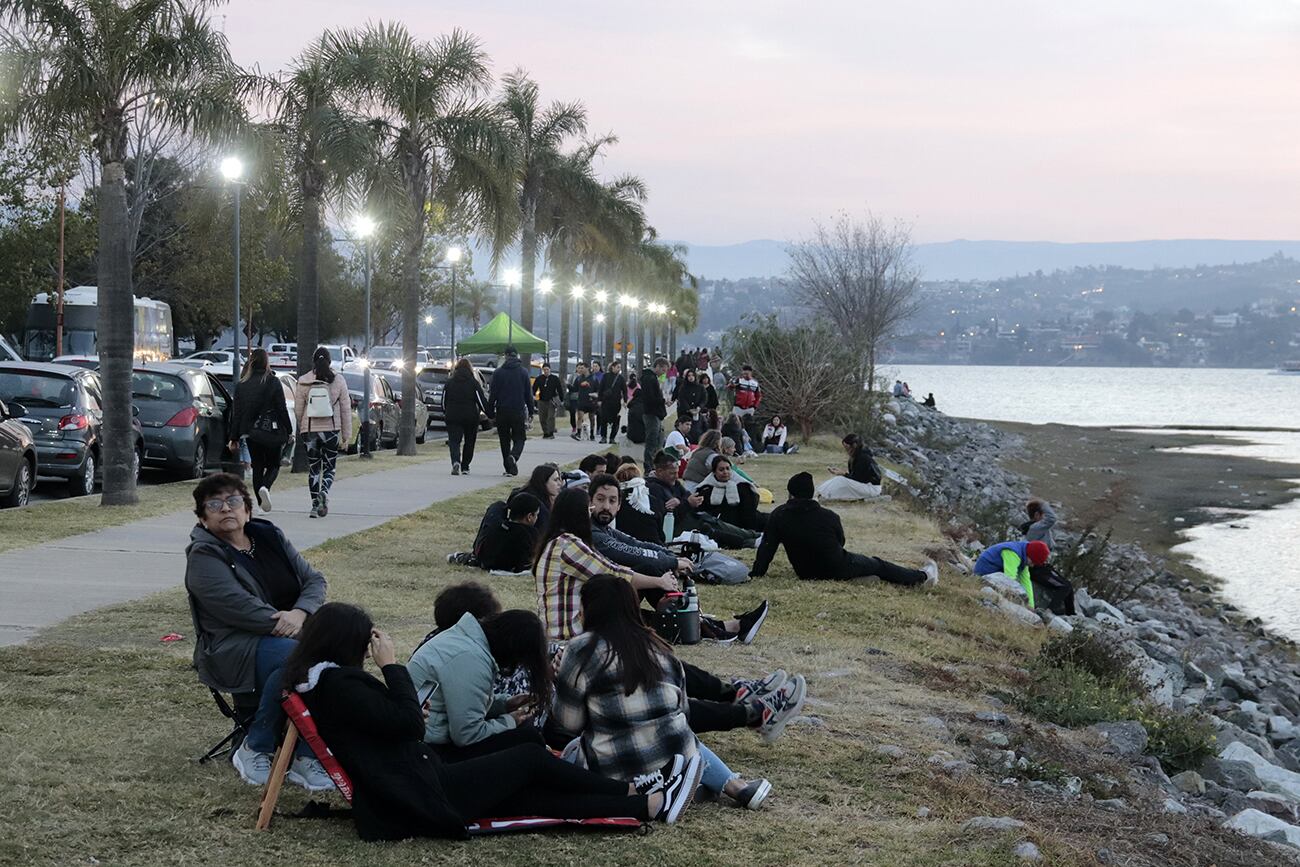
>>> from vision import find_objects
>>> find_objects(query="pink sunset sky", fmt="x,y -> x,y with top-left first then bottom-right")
221,0 -> 1300,246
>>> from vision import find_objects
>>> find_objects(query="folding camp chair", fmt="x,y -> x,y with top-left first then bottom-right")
255,692 -> 642,835
198,688 -> 258,765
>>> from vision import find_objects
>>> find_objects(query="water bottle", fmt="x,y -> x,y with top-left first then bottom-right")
679,577 -> 701,645
662,511 -> 675,542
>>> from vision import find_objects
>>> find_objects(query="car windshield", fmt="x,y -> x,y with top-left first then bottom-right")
131,371 -> 188,401
0,371 -> 76,407
417,368 -> 450,384
370,347 -> 400,360
341,372 -> 370,391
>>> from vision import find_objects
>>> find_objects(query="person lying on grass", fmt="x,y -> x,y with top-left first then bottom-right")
549,575 -> 779,811
534,488 -> 807,743
286,602 -> 703,842
183,472 -> 331,792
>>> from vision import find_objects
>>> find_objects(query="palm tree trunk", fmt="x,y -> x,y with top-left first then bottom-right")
669,321 -> 677,361
603,312 -> 615,372
580,297 -> 593,364
98,160 -> 138,505
397,229 -> 422,456
558,293 -> 572,384
635,313 -> 646,371
291,191 -> 321,473
520,195 -> 538,362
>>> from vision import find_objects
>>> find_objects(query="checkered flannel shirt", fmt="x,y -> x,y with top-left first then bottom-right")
535,533 -> 638,642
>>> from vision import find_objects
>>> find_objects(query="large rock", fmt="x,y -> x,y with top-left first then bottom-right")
979,588 -> 1042,627
962,816 -> 1027,833
1088,721 -> 1149,757
1222,809 -> 1300,849
981,572 -> 1029,604
1220,741 -> 1300,803
1202,757 -> 1264,794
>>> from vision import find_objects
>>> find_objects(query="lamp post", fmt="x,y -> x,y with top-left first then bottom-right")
220,156 -> 244,389
595,312 -> 606,356
503,268 -> 522,348
619,293 -> 638,372
355,215 -> 377,458
594,289 -> 609,365
446,246 -> 463,356
570,284 -> 585,362
537,277 -> 553,353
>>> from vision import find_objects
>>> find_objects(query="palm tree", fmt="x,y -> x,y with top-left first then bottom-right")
1,0 -> 238,505
497,70 -> 586,348
458,279 -> 496,331
336,23 -> 513,455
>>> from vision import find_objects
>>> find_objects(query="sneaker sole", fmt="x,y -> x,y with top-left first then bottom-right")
743,779 -> 773,810
258,488 -> 272,512
737,669 -> 788,703
740,602 -> 769,645
761,675 -> 808,744
664,753 -> 704,824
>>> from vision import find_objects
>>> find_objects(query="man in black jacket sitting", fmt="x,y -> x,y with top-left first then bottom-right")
644,451 -> 759,549
750,472 -> 939,586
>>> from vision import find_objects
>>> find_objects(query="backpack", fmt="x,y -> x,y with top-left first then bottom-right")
1029,564 -> 1077,616
306,382 -> 334,419
693,551 -> 751,586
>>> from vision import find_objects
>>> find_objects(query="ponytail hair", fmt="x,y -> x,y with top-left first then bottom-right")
312,347 -> 335,383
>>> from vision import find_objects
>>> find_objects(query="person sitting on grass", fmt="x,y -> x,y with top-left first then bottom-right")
183,472 -> 332,792
750,472 -> 939,587
612,463 -> 662,545
816,433 -> 884,501
534,488 -> 805,742
760,415 -> 799,454
645,450 -> 759,550
406,609 -> 552,761
663,415 -> 693,456
693,455 -> 768,532
514,463 -> 562,529
549,576 -> 775,812
446,492 -> 542,574
682,429 -> 722,492
974,540 -> 1051,608
286,603 -> 701,841
414,582 -> 535,706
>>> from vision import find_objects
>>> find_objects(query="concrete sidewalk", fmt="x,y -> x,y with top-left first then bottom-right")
0,434 -> 601,646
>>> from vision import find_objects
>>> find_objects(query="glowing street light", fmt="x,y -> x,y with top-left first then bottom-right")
504,268 -> 522,287
220,156 -> 244,182
423,315 -> 433,325
571,284 -> 585,299
445,245 -> 463,264
594,289 -> 608,305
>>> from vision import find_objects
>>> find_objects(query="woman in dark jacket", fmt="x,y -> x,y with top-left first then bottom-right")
815,432 -> 885,501
442,358 -> 489,475
227,348 -> 291,511
596,360 -> 626,444
285,602 -> 696,841
693,454 -> 767,532
671,369 -> 706,441
183,472 -> 330,791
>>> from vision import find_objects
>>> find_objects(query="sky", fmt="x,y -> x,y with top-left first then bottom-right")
220,0 -> 1300,246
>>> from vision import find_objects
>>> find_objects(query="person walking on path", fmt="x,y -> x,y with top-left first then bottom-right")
751,472 -> 938,586
596,360 -> 626,445
568,362 -> 597,441
228,348 -> 291,513
486,345 -> 535,476
532,363 -> 562,439
294,347 -> 351,518
443,358 -> 490,476
639,357 -> 669,470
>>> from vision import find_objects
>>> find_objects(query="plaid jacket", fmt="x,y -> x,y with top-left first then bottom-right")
535,534 -> 638,642
550,631 -> 697,781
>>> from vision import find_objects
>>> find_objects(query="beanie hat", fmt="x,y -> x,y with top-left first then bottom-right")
787,472 -> 815,499
1026,540 -> 1050,565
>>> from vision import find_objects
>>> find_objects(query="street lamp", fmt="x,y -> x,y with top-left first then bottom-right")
504,267 -> 522,345
445,245 -> 462,356
355,214 -> 377,458
595,311 -> 606,355
220,156 -> 244,388
570,284 -> 585,361
618,293 -> 638,371
538,277 -> 553,352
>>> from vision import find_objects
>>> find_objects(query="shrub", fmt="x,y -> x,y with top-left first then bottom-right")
1037,630 -> 1143,694
1140,705 -> 1217,773
1016,661 -> 1140,727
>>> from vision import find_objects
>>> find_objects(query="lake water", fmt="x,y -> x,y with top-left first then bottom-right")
891,365 -> 1300,639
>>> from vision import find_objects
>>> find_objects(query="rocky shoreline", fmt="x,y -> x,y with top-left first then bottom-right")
877,399 -> 1300,859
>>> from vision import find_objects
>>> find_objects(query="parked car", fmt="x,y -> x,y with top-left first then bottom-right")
0,362 -> 145,494
132,362 -> 232,478
318,344 -> 357,367
0,396 -> 37,507
417,364 -> 492,431
366,345 -> 404,370
373,368 -> 433,436
0,334 -> 22,362
341,369 -> 427,448
50,354 -> 100,369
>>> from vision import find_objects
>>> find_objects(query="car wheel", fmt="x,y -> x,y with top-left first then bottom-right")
191,440 -> 207,479
70,450 -> 96,496
2,458 -> 32,508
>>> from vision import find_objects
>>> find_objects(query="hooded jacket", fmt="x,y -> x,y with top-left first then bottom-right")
639,367 -> 667,420
406,612 -> 515,747
486,356 -> 535,418
750,497 -> 855,579
184,521 -> 327,693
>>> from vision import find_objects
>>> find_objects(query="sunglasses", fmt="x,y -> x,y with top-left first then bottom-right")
203,495 -> 248,513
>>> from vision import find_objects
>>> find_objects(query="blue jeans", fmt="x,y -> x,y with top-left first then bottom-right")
697,742 -> 738,795
245,636 -> 310,757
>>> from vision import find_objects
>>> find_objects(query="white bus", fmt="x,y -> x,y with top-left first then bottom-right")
24,285 -> 173,362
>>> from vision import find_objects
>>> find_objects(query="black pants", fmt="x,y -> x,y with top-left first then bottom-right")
446,420 -> 478,470
842,553 -> 927,586
597,408 -> 620,440
246,439 -> 282,493
439,743 -> 648,820
432,721 -> 544,763
495,413 -> 527,473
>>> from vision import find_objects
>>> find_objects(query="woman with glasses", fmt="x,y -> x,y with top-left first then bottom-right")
183,472 -> 331,792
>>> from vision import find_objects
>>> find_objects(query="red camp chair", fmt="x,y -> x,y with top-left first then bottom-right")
255,692 -> 641,835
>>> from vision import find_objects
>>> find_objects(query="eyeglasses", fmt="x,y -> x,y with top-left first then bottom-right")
203,495 -> 248,513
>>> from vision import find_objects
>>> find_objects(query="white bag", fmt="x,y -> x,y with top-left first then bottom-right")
306,382 -> 334,419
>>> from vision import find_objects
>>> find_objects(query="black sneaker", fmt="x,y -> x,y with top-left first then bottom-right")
756,675 -> 807,744
733,669 -> 788,703
569,432 -> 580,441
735,600 -> 769,645
451,462 -> 461,475
655,753 -> 703,824
732,778 -> 772,810
447,552 -> 478,567
317,494 -> 328,518
633,754 -> 685,795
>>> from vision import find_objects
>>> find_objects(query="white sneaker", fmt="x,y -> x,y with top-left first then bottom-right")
922,559 -> 939,588
258,486 -> 272,512
287,755 -> 336,792
231,741 -> 273,787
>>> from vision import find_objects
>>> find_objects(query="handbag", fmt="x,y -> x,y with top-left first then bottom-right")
248,409 -> 288,447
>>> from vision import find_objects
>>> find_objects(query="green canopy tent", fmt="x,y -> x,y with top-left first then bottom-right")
455,312 -> 548,356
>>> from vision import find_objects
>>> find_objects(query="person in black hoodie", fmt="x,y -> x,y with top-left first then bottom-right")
227,349 -> 292,512
596,360 -> 626,444
531,363 -> 563,439
285,602 -> 702,841
670,368 -> 706,442
751,472 -> 938,586
443,358 -> 489,476
639,357 -> 669,470
486,346 -> 536,476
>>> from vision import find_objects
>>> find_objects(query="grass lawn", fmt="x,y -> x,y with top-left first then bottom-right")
0,438 -> 450,554
0,440 -> 1274,866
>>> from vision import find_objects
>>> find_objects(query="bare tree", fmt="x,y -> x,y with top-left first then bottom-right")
788,212 -> 922,391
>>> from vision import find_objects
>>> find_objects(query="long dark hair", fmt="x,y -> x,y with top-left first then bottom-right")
451,357 -> 475,382
241,348 -> 270,382
281,603 -> 374,692
533,487 -> 593,569
578,575 -> 672,696
522,463 -> 559,504
842,432 -> 862,458
312,347 -> 335,383
480,610 -> 552,708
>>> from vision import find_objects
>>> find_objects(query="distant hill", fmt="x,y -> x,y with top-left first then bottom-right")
671,238 -> 1300,282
